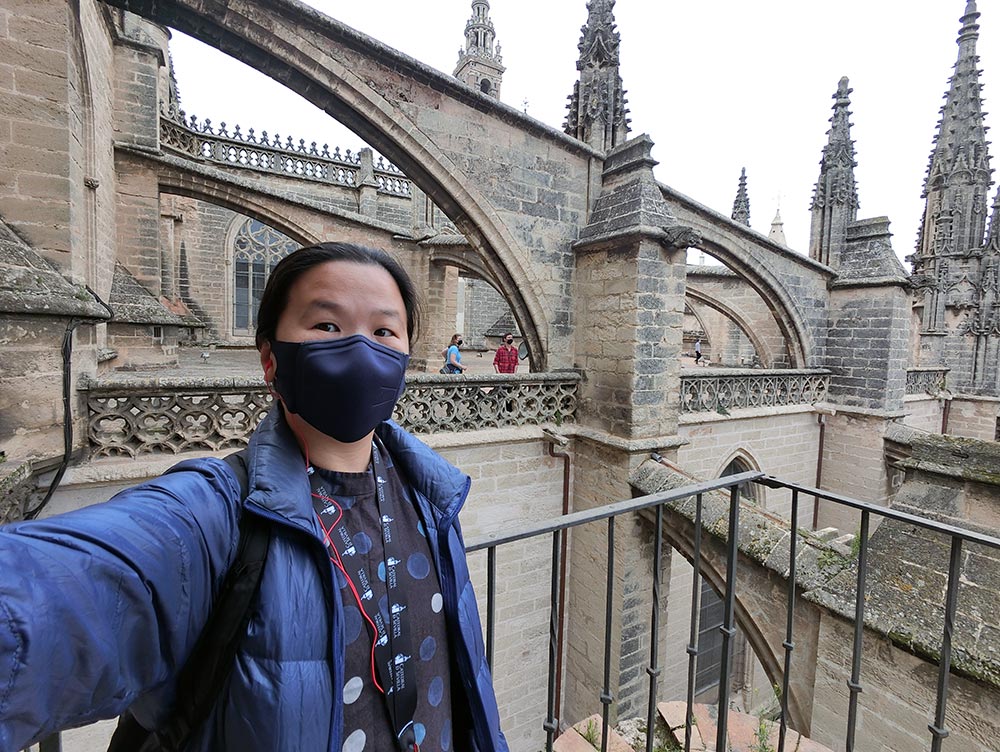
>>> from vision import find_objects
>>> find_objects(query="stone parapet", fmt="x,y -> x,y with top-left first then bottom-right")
680,369 -> 830,414
80,372 -> 582,457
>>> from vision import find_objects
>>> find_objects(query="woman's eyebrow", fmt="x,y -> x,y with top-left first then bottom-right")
304,300 -> 402,320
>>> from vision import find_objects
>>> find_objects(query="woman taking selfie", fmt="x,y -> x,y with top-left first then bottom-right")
0,242 -> 508,752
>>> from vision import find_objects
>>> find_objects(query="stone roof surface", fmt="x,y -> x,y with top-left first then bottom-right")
0,220 -> 109,319
629,455 -> 1000,690
109,262 -> 188,326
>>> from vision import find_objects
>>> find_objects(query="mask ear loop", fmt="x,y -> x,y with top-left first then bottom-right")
265,363 -> 313,474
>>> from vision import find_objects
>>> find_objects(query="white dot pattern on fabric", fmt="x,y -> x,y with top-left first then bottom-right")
343,676 -> 364,705
313,448 -> 454,752
342,728 -> 366,752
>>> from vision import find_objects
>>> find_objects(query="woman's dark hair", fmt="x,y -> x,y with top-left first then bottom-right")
255,242 -> 421,349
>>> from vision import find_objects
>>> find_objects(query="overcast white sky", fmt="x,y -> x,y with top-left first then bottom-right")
168,1 -> 1000,265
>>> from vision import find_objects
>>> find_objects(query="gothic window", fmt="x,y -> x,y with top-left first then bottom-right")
720,455 -> 760,504
694,578 -> 750,702
232,218 -> 298,334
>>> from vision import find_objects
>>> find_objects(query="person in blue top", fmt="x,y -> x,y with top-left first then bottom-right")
0,242 -> 508,752
443,333 -> 467,374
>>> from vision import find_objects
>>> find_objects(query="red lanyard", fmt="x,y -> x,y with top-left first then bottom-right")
311,441 -> 420,752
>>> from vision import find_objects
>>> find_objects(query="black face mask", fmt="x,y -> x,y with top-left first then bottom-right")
457,340 -> 463,347
270,334 -> 409,443
505,338 -> 513,344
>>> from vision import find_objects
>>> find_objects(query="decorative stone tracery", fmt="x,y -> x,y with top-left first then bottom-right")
83,373 -> 582,457
681,370 -> 831,414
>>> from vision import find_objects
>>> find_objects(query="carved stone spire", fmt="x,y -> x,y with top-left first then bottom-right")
809,77 -> 859,269
564,0 -> 630,152
454,0 -> 505,98
915,0 -> 991,267
731,167 -> 750,226
911,1 -> 1000,393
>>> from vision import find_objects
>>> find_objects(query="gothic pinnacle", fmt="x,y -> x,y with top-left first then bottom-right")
731,168 -> 750,226
809,76 -> 859,267
564,0 -> 630,150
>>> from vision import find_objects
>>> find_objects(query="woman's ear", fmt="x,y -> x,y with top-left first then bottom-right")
259,342 -> 276,383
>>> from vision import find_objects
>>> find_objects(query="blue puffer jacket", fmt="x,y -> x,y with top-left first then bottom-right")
0,410 -> 508,752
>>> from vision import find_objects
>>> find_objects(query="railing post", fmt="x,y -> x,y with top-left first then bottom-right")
600,517 -> 616,752
543,531 -> 562,751
845,510 -> 871,752
777,489 -> 799,752
486,546 -> 496,670
929,536 -> 963,752
644,505 -> 664,752
38,734 -> 62,752
714,484 -> 742,752
683,494 -> 704,752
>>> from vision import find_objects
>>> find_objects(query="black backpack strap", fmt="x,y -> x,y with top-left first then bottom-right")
108,449 -> 269,752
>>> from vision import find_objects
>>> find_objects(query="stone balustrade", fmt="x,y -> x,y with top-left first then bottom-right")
81,372 -> 581,458
158,111 -> 411,196
905,367 -> 949,395
680,368 -> 831,414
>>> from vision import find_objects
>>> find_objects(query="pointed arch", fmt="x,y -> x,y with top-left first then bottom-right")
102,0 -> 573,369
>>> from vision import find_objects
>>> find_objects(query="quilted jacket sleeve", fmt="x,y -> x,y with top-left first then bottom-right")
0,458 -> 241,751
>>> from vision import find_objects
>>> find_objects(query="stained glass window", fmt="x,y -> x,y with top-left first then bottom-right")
232,218 -> 298,334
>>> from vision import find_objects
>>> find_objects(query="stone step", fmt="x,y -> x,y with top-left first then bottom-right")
552,714 -> 635,752
657,700 -> 834,752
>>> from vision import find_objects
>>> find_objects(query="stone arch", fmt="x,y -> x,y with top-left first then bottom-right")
155,172 -> 320,249
686,287 -> 773,368
428,246 -> 541,371
662,185 -> 835,368
684,301 -> 711,339
105,0 -> 552,369
715,447 -> 761,480
696,238 -> 809,367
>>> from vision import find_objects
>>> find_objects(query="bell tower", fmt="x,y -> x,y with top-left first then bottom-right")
454,1 -> 505,99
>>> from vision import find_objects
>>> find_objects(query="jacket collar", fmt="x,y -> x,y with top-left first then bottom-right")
246,409 -> 470,531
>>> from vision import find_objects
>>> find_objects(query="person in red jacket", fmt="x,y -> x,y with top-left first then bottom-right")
492,333 -> 518,374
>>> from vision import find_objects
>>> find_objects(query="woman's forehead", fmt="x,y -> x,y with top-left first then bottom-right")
290,261 -> 403,307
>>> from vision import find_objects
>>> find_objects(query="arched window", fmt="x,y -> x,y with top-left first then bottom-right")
480,78 -> 492,95
720,455 -> 760,504
232,218 -> 298,334
695,454 -> 759,700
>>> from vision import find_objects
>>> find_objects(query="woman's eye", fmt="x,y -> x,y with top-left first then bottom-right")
314,323 -> 339,333
374,327 -> 395,338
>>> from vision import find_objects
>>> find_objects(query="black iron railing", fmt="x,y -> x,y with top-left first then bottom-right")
28,467 -> 1000,752
466,468 -> 1000,752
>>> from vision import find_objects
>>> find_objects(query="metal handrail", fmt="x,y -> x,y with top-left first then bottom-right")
468,467 -> 1000,752
31,469 -> 1000,752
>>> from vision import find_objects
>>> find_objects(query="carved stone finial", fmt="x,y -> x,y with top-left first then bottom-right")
918,0 -> 990,255
564,0 -> 630,152
809,76 -> 859,267
731,167 -> 751,226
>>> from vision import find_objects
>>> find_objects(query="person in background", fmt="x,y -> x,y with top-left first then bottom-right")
445,333 -> 467,374
694,338 -> 703,365
0,242 -> 507,752
492,333 -> 518,374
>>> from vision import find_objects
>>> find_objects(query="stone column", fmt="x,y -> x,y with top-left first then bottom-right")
819,218 -> 911,528
356,148 -> 378,219
563,135 -> 699,723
